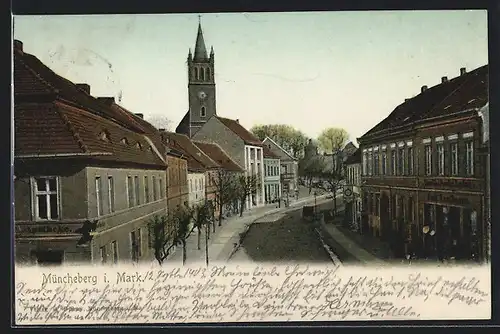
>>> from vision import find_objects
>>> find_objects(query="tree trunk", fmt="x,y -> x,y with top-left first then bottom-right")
333,185 -> 337,216
197,228 -> 201,250
239,198 -> 245,217
182,240 -> 187,266
205,223 -> 209,267
218,200 -> 223,226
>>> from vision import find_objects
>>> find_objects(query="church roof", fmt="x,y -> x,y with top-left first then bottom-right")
193,22 -> 208,61
175,110 -> 190,136
215,116 -> 263,146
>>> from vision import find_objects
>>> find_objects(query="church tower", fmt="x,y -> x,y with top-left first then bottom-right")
186,17 -> 216,136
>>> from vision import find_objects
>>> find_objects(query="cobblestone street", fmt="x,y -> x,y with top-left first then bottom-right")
229,207 -> 332,263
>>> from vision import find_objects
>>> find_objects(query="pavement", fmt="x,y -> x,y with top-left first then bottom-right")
228,203 -> 334,264
166,188 -> 334,265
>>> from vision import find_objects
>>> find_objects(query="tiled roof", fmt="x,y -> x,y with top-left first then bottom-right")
360,65 -> 488,140
345,148 -> 361,165
161,132 -> 219,172
14,46 -> 146,134
193,141 -> 244,172
216,116 -> 263,146
262,144 -> 280,159
15,101 -> 165,167
107,102 -> 165,157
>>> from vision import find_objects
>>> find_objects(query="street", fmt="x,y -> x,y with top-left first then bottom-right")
229,206 -> 333,263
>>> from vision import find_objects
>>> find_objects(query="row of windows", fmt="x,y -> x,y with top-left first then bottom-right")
189,177 -> 205,192
265,165 -> 280,177
99,227 -> 146,264
362,134 -> 475,177
346,166 -> 361,185
99,240 -> 119,264
123,175 -> 165,211
192,66 -> 211,81
30,173 -> 166,221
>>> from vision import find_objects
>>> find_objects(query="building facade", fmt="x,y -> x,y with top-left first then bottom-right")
160,131 -> 220,217
188,172 -> 206,207
358,65 -> 489,262
166,150 -> 189,211
263,145 -> 281,203
344,148 -> 362,232
194,141 -> 245,218
190,116 -> 265,210
262,136 -> 299,194
14,40 -> 168,265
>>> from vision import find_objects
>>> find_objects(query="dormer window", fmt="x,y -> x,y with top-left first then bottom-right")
120,138 -> 129,145
99,130 -> 110,142
136,142 -> 142,150
200,106 -> 206,117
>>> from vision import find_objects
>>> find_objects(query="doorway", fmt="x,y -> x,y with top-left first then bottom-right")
33,250 -> 64,266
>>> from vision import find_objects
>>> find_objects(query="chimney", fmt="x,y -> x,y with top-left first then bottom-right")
97,97 -> 115,105
405,98 -> 410,102
76,83 -> 91,94
421,85 -> 428,93
14,40 -> 23,54
158,128 -> 166,132
460,67 -> 467,76
441,76 -> 448,83
235,119 -> 239,123
135,113 -> 144,119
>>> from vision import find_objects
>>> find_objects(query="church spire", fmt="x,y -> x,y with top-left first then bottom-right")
193,15 -> 208,61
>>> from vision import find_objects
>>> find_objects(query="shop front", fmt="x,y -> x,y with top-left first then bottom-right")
419,191 -> 483,262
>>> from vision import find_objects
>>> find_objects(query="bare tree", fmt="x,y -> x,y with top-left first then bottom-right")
148,206 -> 194,266
192,202 -> 211,251
316,127 -> 349,216
146,115 -> 173,131
212,169 -> 239,226
236,175 -> 258,217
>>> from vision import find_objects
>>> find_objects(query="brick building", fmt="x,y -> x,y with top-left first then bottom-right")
160,131 -> 220,216
13,40 -> 168,265
165,149 -> 189,211
357,65 -> 489,262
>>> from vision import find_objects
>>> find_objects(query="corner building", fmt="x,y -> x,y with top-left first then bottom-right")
357,65 -> 489,262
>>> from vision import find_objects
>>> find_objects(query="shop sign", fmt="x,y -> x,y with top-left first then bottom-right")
428,193 -> 470,206
16,223 -> 81,235
423,178 -> 480,190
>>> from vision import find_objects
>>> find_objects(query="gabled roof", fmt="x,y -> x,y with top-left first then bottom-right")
359,65 -> 488,141
15,101 -> 165,167
345,148 -> 361,165
14,43 -> 165,168
161,132 -> 219,172
262,144 -> 280,159
216,116 -> 262,146
262,136 -> 297,161
14,44 -> 147,134
193,141 -> 244,172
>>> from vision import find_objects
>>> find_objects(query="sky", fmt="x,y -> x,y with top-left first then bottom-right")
13,11 -> 488,143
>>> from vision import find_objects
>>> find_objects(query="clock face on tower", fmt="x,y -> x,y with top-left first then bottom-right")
198,91 -> 207,100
